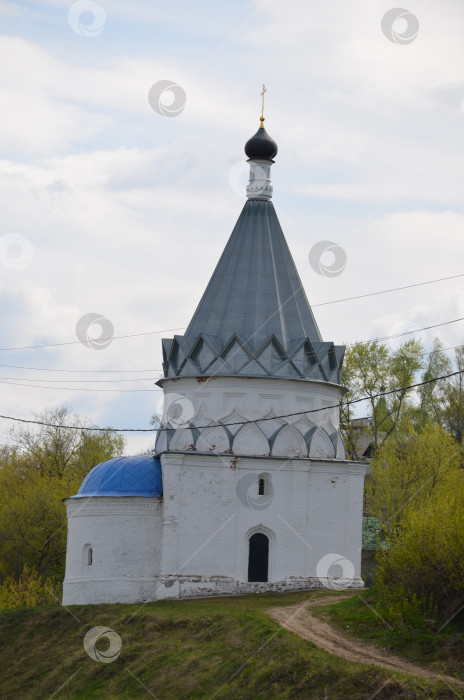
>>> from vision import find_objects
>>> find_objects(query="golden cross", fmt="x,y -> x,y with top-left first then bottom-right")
260,84 -> 266,119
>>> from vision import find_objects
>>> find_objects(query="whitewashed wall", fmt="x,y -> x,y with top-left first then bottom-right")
62,452 -> 367,604
158,452 -> 366,595
155,376 -> 346,459
62,372 -> 368,605
62,497 -> 162,605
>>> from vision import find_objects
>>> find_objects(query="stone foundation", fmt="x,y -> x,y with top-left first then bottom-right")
62,574 -> 364,605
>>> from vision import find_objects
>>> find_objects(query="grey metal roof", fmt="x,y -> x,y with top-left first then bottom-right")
185,199 -> 322,350
162,198 -> 344,383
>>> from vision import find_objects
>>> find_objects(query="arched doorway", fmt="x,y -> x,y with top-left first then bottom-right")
248,532 -> 269,582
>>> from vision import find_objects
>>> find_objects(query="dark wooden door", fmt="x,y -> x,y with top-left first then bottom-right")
248,533 -> 269,582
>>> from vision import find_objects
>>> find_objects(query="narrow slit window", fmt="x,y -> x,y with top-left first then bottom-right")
258,478 -> 265,496
87,547 -> 93,566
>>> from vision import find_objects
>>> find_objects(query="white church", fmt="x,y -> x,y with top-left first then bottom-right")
62,110 -> 367,605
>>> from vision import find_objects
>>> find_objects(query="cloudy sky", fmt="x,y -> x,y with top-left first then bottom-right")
1,0 -> 464,453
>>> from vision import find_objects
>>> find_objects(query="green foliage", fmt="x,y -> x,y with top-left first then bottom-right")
341,339 -> 424,458
0,405 -> 125,588
342,337 -> 464,627
316,590 -> 464,679
375,469 -> 464,622
415,339 -> 451,428
341,337 -> 464,459
441,346 -> 464,446
366,422 -> 461,531
0,565 -> 61,609
365,416 -> 464,627
9,405 -> 125,480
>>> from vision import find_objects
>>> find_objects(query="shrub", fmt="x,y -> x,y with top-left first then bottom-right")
375,470 -> 464,624
0,565 -> 62,609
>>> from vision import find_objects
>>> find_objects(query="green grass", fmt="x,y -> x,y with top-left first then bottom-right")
312,588 -> 464,680
0,590 -> 461,699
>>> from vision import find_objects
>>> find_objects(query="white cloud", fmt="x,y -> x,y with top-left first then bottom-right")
2,1 -> 464,451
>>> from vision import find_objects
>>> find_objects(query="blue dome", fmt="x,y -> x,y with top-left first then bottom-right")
72,455 -> 163,498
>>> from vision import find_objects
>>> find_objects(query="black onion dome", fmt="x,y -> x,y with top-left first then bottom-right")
244,124 -> 278,160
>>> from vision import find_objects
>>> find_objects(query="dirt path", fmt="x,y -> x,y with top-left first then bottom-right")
268,595 -> 464,688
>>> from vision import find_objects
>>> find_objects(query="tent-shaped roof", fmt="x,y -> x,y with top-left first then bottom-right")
160,122 -> 344,384
185,198 -> 322,351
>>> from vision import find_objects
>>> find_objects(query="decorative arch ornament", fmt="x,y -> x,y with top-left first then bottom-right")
271,424 -> 307,457
233,423 -> 269,456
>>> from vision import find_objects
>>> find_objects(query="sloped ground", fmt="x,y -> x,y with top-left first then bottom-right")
0,591 -> 461,699
269,595 -> 464,689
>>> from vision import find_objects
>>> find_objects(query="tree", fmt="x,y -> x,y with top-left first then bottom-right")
415,338 -> 451,429
9,405 -> 125,480
375,467 -> 464,622
365,422 -> 460,533
441,345 -> 464,446
0,406 -> 125,583
341,339 -> 424,458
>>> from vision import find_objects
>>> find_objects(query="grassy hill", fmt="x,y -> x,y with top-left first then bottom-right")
313,589 -> 464,681
0,590 -> 460,699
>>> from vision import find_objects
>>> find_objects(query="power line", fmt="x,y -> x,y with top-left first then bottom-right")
0,380 -> 160,393
424,343 -> 463,356
0,327 -> 187,352
0,368 -> 461,433
0,341 -> 462,377
312,272 -> 464,307
1,313 -> 464,360
1,272 -> 463,353
0,375 -> 161,383
0,338 -> 462,392
0,364 -> 160,373
347,316 -> 464,347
